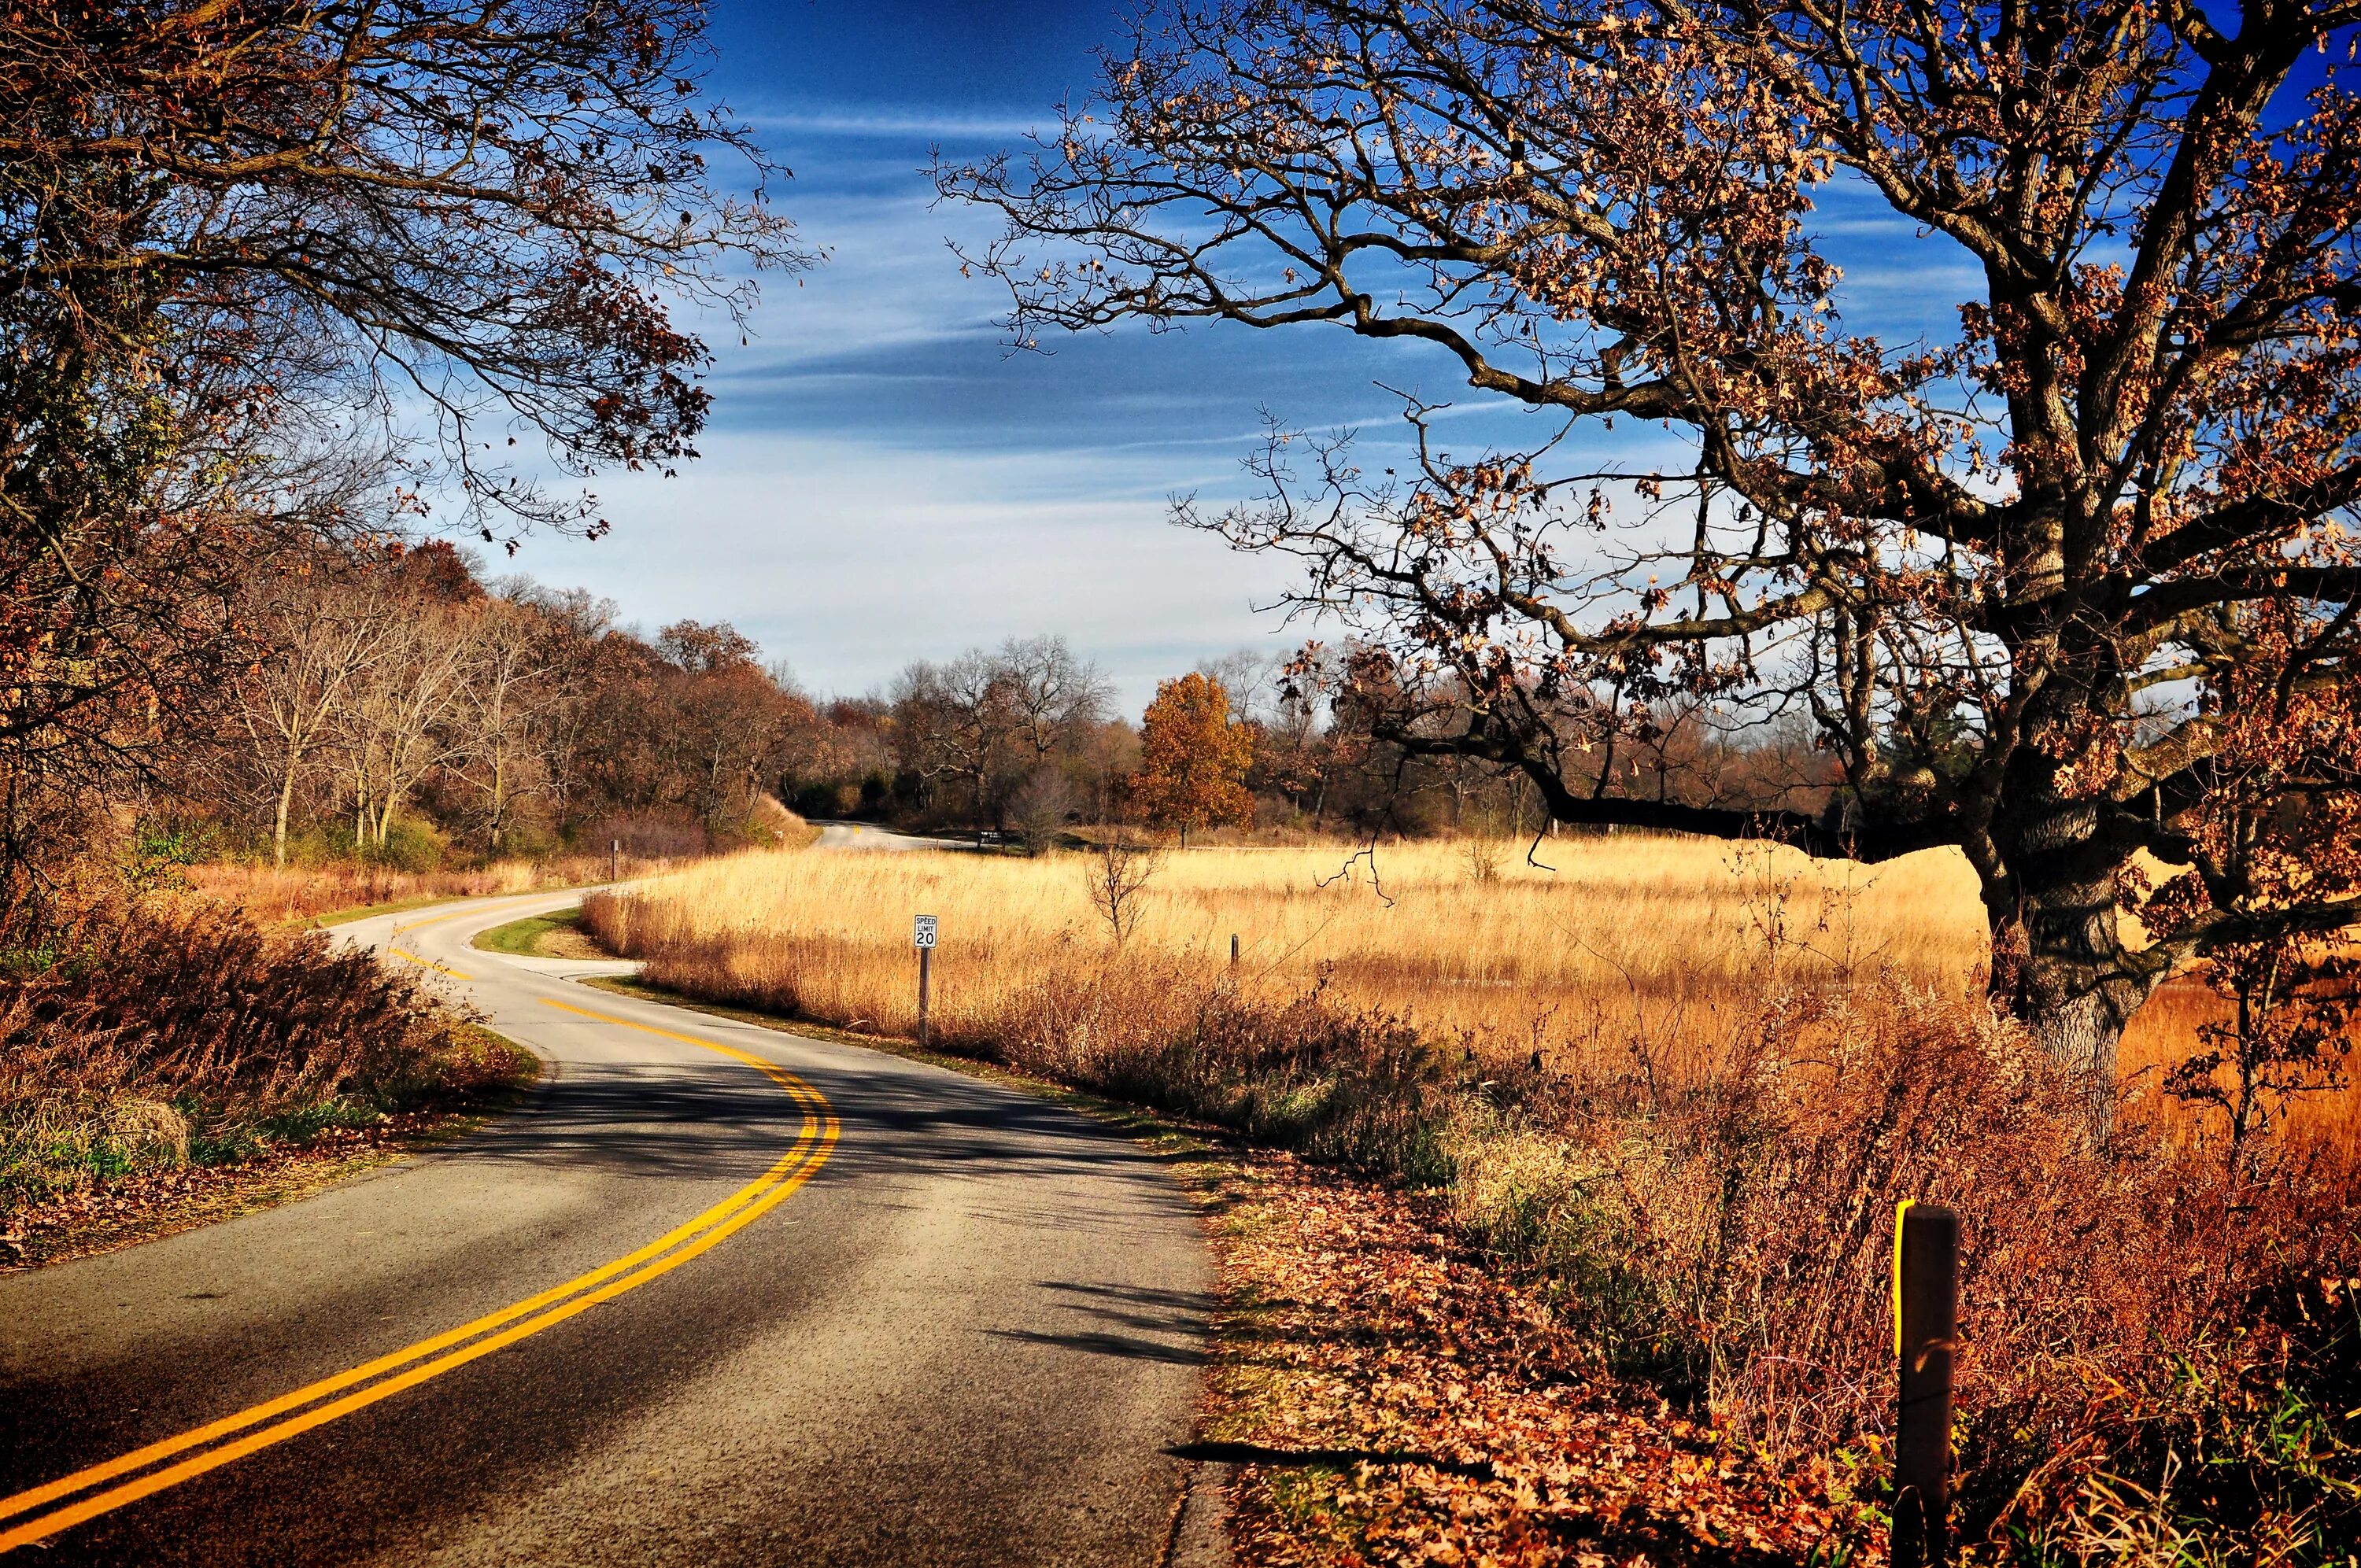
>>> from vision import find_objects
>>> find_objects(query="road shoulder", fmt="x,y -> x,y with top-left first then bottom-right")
578,975 -> 1878,1566
2,1027 -> 541,1273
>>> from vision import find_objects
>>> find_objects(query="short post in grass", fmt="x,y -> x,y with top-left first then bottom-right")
1230,932 -> 1240,970
913,913 -> 937,1046
609,838 -> 619,883
1892,1201 -> 1959,1568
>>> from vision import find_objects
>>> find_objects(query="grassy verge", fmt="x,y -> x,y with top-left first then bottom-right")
3,1023 -> 538,1271
580,974 -> 1875,1564
471,906 -> 606,958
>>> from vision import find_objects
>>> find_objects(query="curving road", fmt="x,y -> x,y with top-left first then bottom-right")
0,890 -> 1222,1565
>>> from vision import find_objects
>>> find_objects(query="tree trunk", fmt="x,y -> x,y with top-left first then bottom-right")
273,755 -> 299,869
1985,791 -> 2161,1131
488,750 -> 506,854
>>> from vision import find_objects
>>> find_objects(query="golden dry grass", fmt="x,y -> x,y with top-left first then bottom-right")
591,834 -> 1989,1057
591,832 -> 2359,1130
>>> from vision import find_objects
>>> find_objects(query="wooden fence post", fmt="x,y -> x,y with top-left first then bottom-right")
1893,1201 -> 1959,1568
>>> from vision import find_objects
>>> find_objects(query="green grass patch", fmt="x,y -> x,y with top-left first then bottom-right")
471,908 -> 586,956
297,891 -> 467,929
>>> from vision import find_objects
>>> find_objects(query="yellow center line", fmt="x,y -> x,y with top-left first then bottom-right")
383,891 -> 560,982
390,950 -> 474,981
0,1008 -> 836,1554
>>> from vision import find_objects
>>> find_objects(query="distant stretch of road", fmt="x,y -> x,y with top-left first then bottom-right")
810,821 -> 975,852
0,884 -> 1222,1565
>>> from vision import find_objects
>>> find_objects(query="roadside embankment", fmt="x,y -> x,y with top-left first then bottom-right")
2,900 -> 536,1269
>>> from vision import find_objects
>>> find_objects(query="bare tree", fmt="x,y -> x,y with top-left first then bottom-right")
1084,833 -> 1165,945
349,601 -> 478,850
450,601 -> 552,854
238,559 -> 403,868
1195,649 -> 1280,728
1000,636 -> 1114,762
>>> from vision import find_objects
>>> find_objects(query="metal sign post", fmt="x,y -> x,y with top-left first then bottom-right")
913,914 -> 937,1046
609,838 -> 620,884
1893,1201 -> 1959,1568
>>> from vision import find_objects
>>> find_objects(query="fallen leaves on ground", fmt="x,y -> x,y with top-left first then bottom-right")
1199,1150 -> 1878,1566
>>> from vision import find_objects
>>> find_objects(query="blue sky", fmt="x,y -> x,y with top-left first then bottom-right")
490,2 -> 2352,715
497,1 -> 1976,714
498,0 -> 1392,712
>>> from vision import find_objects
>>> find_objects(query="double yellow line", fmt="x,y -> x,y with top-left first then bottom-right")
0,1001 -> 837,1554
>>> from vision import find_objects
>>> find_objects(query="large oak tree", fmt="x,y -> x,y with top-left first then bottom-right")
941,0 -> 2361,1103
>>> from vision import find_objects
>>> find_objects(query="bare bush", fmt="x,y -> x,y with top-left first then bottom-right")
1081,833 -> 1164,945
1009,768 -> 1073,854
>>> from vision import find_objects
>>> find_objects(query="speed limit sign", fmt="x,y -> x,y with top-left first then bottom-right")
913,914 -> 938,949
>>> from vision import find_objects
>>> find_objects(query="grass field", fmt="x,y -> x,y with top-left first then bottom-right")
590,833 -> 1992,1035
589,834 -> 1971,1050
583,832 -> 2330,1122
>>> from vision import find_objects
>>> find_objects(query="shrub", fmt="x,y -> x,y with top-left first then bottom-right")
1,901 -> 512,1217
1003,961 -> 1458,1180
364,817 -> 449,873
1448,983 -> 2361,1559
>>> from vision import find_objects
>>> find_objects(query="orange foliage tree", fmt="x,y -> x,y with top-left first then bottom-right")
1133,674 -> 1255,843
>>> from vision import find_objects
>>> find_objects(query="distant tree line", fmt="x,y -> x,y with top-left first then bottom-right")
777,641 -> 1838,847
158,543 -> 809,871
0,0 -> 802,929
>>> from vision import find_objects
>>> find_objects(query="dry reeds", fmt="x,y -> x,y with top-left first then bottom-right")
186,854 -> 622,927
582,834 -> 1987,1055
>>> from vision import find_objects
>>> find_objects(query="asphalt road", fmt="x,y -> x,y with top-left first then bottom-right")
808,821 -> 977,852
0,890 -> 1223,1565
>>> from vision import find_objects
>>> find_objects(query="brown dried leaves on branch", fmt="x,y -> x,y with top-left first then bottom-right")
939,0 -> 2361,1094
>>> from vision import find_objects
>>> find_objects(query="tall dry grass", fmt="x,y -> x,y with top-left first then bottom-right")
590,836 -> 2361,1559
583,835 -> 1987,1055
183,797 -> 808,926
187,854 -> 615,927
